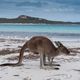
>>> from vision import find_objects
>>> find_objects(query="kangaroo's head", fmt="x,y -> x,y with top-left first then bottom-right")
55,41 -> 70,55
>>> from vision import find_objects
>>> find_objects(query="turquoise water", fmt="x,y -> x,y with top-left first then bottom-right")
0,24 -> 80,33
0,24 -> 80,41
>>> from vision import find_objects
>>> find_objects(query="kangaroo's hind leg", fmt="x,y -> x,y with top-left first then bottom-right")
47,57 -> 54,65
48,57 -> 60,66
43,53 -> 46,65
40,53 -> 45,68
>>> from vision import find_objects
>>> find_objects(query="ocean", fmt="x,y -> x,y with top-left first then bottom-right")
0,24 -> 80,41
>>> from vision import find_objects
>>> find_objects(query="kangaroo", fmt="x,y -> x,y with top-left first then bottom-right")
0,36 -> 70,68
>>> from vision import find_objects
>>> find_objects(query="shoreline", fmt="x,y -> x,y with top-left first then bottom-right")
0,31 -> 80,41
0,23 -> 80,25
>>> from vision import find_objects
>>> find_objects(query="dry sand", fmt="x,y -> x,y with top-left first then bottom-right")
0,38 -> 80,80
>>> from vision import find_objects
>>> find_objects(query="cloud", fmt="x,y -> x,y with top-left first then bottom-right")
1,0 -> 80,10
15,1 -> 49,8
14,0 -> 80,14
55,0 -> 80,5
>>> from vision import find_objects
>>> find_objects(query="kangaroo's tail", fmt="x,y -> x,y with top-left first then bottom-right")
0,41 -> 28,66
17,41 -> 28,64
0,63 -> 20,66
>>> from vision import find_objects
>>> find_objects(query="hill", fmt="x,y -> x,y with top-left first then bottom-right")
0,15 -> 80,24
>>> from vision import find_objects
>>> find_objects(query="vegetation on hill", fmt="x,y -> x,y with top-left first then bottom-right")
0,15 -> 79,24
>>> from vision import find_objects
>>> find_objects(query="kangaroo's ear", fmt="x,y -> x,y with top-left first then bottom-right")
55,41 -> 63,47
55,41 -> 60,47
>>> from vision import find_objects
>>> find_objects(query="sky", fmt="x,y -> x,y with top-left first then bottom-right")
0,0 -> 80,22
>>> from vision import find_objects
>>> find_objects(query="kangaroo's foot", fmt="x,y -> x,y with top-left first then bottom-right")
40,65 -> 59,70
44,63 -> 60,66
15,62 -> 24,66
52,64 -> 60,66
16,63 -> 23,66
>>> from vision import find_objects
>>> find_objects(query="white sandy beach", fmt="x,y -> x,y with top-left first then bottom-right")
0,37 -> 80,80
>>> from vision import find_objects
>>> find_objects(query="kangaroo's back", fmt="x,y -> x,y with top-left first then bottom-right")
27,36 -> 56,54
